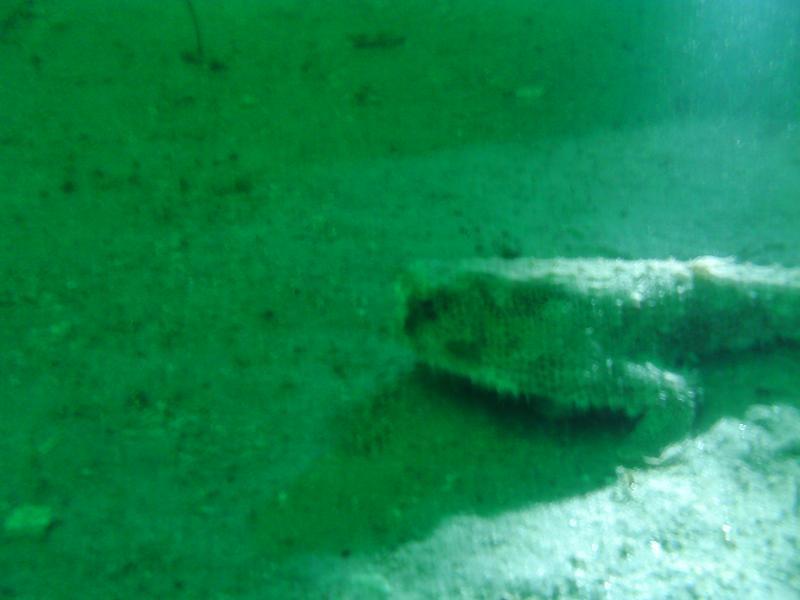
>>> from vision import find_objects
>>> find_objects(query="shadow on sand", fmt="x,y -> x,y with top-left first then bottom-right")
255,366 -> 647,559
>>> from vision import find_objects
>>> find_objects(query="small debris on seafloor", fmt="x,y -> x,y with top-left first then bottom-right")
4,504 -> 55,539
514,83 -> 547,103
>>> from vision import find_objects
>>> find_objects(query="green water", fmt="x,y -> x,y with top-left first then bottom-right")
1,1 -> 798,597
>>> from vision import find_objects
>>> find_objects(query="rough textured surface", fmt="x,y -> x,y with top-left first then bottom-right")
313,404 -> 800,599
401,256 -> 800,448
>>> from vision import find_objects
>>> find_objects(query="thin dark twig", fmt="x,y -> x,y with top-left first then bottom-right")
183,0 -> 204,63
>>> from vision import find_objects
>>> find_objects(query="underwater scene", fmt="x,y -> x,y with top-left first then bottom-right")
1,1 -> 799,597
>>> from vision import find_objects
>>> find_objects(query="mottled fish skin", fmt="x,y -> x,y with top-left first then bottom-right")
400,256 -> 800,450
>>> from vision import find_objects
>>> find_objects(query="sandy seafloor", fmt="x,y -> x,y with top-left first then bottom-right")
1,2 -> 799,598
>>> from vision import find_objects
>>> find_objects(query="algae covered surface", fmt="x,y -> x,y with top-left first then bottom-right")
1,1 -> 799,597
